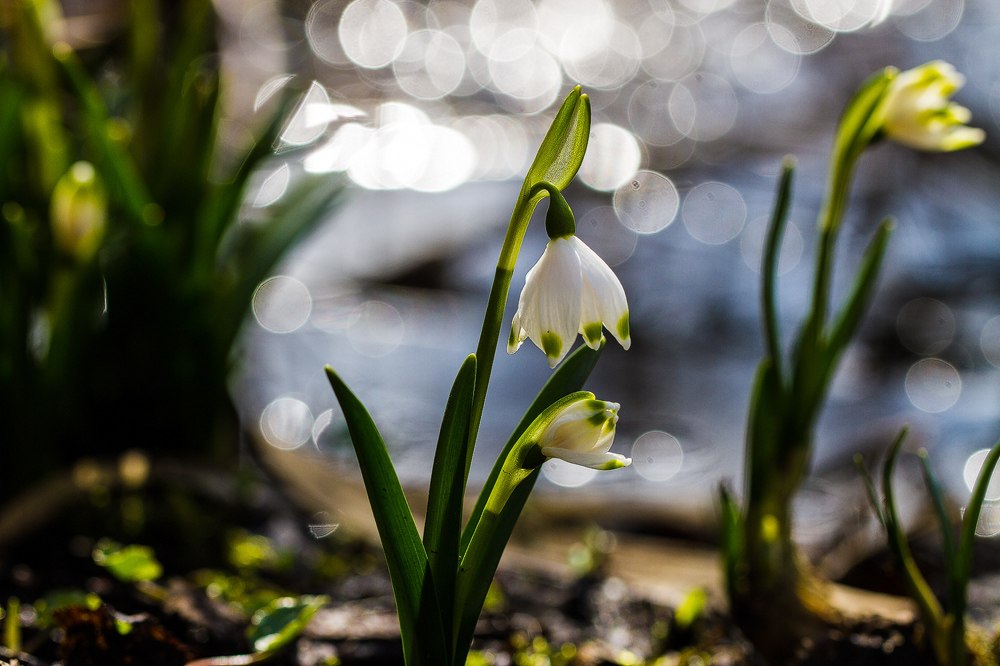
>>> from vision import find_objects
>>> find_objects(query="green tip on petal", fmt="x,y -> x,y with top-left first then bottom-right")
616,313 -> 630,346
600,459 -> 630,470
583,322 -> 603,346
541,331 -> 562,363
508,326 -> 519,351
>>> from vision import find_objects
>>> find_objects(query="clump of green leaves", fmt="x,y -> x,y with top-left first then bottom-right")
0,0 -> 342,488
856,432 -> 1000,666
719,61 -> 984,661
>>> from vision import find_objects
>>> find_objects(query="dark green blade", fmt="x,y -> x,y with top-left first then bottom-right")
423,354 -> 476,637
761,157 -> 795,378
325,367 -> 449,665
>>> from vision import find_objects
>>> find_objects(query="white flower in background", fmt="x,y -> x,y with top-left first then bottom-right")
880,61 -> 985,152
508,236 -> 630,368
539,397 -> 629,470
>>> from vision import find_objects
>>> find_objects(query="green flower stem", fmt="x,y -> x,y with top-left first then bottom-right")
467,192 -> 542,483
465,88 -> 590,489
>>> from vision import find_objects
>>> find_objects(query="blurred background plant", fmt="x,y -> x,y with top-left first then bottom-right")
0,0 -> 342,493
857,432 -> 1000,666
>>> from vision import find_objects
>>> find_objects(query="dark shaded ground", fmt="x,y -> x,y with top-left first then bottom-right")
0,459 -> 960,666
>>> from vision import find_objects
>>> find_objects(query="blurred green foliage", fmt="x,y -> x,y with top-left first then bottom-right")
0,0 -> 343,491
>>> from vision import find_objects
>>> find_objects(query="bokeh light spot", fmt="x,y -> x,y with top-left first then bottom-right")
905,358 -> 961,413
980,315 -> 1000,368
542,458 -> 598,487
339,0 -> 409,69
261,397 -> 314,450
575,206 -> 638,267
578,123 -> 642,191
964,449 -> 1000,500
682,182 -> 746,244
613,171 -> 679,234
739,216 -> 803,275
347,301 -> 404,356
632,431 -> 684,482
253,164 -> 290,207
253,276 -> 313,334
896,298 -> 955,355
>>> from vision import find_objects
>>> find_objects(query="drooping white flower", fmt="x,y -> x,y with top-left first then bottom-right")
539,397 -> 629,470
879,61 -> 985,152
508,236 -> 630,368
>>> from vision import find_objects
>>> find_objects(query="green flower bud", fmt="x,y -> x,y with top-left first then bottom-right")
51,161 -> 107,262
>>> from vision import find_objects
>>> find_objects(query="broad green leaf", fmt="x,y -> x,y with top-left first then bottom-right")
460,341 -> 604,554
33,589 -> 102,629
190,94 -> 297,281
248,595 -> 328,654
93,542 -> 163,583
744,359 -> 783,504
423,354 -> 476,636
761,157 -> 795,377
325,368 -> 449,665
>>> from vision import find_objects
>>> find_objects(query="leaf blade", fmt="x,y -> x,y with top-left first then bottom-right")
324,367 -> 448,665
423,354 -> 476,638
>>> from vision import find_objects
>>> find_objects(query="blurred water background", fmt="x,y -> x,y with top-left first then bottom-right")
220,0 -> 1000,544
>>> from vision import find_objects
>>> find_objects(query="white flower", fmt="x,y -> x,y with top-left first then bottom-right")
508,236 -> 630,368
539,397 -> 630,470
880,61 -> 985,152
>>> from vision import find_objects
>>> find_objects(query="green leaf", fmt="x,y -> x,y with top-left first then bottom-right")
423,354 -> 476,636
53,43 -> 155,228
460,341 -> 604,555
522,86 -> 591,198
853,453 -> 886,529
455,392 -> 594,665
190,93 -> 297,282
761,157 -> 795,378
324,367 -> 449,665
952,437 -> 1000,663
215,175 -> 344,346
718,482 -> 744,596
744,359 -> 784,502
248,595 -> 328,654
93,542 -> 163,583
826,218 -> 894,357
917,449 -> 956,573
879,429 -> 945,635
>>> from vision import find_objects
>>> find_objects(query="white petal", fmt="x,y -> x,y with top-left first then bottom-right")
519,238 -> 583,367
569,236 -> 630,350
541,447 -> 631,469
